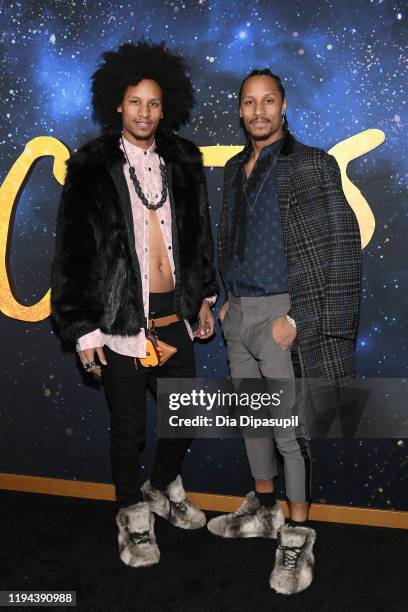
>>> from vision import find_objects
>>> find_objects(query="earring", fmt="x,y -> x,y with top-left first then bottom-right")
160,113 -> 164,119
281,112 -> 286,126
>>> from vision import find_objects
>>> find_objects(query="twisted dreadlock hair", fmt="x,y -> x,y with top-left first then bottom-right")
91,40 -> 195,136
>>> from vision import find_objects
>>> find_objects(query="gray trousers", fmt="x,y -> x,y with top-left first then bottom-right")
221,292 -> 311,503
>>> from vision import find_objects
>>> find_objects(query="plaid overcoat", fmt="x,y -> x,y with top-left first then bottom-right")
217,131 -> 362,380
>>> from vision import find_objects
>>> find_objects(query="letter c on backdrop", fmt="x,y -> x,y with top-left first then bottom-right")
0,137 -> 69,321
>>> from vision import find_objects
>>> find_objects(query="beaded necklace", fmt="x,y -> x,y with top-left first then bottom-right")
121,136 -> 168,210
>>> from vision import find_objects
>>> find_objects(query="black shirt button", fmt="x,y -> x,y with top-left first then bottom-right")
161,220 -> 164,224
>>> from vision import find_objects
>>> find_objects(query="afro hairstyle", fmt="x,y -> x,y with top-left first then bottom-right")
91,40 -> 195,135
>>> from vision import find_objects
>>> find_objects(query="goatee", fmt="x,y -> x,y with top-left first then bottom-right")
250,131 -> 275,141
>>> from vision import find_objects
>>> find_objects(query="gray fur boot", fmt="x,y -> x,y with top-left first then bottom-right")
141,475 -> 206,529
116,501 -> 160,568
207,492 -> 285,538
269,524 -> 316,594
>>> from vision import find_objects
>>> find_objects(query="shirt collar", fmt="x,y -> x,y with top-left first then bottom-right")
242,136 -> 284,163
121,135 -> 156,158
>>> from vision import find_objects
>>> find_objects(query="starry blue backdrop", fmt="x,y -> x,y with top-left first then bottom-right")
0,0 -> 407,510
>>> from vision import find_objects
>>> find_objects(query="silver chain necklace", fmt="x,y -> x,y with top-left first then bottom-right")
242,154 -> 278,214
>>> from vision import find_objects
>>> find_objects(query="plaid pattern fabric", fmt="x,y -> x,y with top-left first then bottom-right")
217,131 -> 362,380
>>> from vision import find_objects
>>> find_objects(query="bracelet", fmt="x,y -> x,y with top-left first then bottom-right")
204,295 -> 217,306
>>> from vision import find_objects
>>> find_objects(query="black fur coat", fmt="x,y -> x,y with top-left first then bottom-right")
51,131 -> 218,343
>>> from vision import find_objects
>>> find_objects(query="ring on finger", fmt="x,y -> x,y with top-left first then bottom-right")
83,360 -> 96,370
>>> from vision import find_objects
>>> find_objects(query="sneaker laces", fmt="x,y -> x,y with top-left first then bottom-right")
128,529 -> 150,545
279,541 -> 307,570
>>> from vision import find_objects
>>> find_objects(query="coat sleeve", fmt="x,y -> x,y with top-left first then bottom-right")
51,160 -> 105,344
319,153 -> 362,339
198,165 -> 219,301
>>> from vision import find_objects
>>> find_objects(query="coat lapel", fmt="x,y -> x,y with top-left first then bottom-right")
276,131 -> 297,233
165,161 -> 182,285
219,154 -> 242,277
108,161 -> 143,289
276,156 -> 293,233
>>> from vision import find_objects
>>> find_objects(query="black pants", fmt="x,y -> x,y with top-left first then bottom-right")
101,291 -> 195,508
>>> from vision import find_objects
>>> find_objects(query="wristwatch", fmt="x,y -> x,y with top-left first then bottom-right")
286,314 -> 297,329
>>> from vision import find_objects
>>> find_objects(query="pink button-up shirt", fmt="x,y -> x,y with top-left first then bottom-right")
76,137 -> 194,358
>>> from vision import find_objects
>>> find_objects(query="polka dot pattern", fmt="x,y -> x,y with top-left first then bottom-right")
226,140 -> 288,296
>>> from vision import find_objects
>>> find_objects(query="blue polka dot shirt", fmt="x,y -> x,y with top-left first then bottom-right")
225,137 -> 288,297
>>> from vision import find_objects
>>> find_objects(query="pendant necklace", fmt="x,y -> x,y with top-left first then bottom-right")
121,136 -> 168,210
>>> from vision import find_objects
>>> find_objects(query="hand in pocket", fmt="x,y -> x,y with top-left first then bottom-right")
219,301 -> 230,323
271,316 -> 297,350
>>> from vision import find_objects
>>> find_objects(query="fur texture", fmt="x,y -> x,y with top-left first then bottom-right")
51,131 -> 218,343
116,502 -> 160,568
270,524 -> 316,594
207,492 -> 285,539
141,475 -> 206,529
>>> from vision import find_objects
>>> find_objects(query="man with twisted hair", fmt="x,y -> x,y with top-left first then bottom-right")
51,41 -> 218,567
209,69 -> 361,594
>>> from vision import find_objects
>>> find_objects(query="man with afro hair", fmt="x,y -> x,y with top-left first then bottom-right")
51,41 -> 218,568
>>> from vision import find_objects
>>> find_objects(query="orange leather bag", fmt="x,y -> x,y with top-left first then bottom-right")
138,329 -> 177,367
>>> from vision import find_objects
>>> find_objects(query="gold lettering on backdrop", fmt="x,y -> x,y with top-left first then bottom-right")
0,130 -> 383,322
0,137 -> 69,321
328,129 -> 383,248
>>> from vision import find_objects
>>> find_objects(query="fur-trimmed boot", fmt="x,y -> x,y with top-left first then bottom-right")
116,501 -> 160,568
207,492 -> 285,538
141,475 -> 206,529
269,524 -> 316,594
